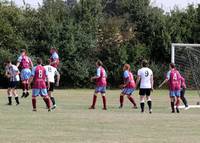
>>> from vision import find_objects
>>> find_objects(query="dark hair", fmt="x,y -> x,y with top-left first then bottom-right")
21,49 -> 26,53
124,64 -> 130,71
170,63 -> 175,69
142,59 -> 148,67
96,60 -> 103,66
5,59 -> 11,64
37,58 -> 43,65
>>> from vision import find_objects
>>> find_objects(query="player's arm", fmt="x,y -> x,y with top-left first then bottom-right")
91,68 -> 100,81
28,76 -> 33,89
55,71 -> 60,87
159,79 -> 168,88
5,69 -> 10,78
150,74 -> 154,90
16,56 -> 21,68
136,75 -> 141,89
159,71 -> 170,88
29,58 -> 33,68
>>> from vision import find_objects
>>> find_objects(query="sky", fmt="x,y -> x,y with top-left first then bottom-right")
10,0 -> 200,12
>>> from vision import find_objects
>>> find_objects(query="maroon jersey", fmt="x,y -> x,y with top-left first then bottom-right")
31,65 -> 47,89
123,71 -> 136,88
96,66 -> 107,87
167,69 -> 181,91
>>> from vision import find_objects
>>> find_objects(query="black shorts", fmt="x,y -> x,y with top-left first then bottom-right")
8,81 -> 19,89
139,88 -> 151,96
47,82 -> 54,92
181,88 -> 185,97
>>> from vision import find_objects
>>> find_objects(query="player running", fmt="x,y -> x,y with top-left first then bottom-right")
159,63 -> 181,113
119,64 -> 137,109
50,47 -> 60,68
89,60 -> 107,110
136,60 -> 153,114
29,58 -> 51,112
5,60 -> 20,105
180,75 -> 189,109
44,60 -> 60,109
16,49 -> 33,98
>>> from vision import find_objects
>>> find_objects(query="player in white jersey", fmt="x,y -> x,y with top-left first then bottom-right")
136,60 -> 154,113
5,60 -> 20,105
44,60 -> 60,109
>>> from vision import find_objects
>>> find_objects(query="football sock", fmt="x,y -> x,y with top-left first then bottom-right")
102,96 -> 107,109
175,99 -> 180,107
120,96 -> 124,107
32,98 -> 36,109
15,97 -> 20,104
91,95 -> 97,108
181,96 -> 188,107
8,97 -> 12,104
147,100 -> 152,110
50,97 -> 56,106
171,102 -> 175,112
128,96 -> 137,107
140,102 -> 145,112
43,97 -> 51,109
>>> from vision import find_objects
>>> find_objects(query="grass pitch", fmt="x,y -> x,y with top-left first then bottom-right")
0,89 -> 200,143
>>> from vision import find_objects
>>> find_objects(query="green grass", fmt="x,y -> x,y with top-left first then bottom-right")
0,89 -> 200,143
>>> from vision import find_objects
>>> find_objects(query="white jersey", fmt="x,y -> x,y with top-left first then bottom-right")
6,65 -> 20,82
137,67 -> 153,89
44,65 -> 59,83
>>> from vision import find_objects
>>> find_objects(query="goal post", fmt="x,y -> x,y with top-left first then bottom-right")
171,43 -> 200,108
171,43 -> 200,64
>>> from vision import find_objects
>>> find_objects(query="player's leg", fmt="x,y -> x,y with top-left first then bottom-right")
170,91 -> 175,113
7,87 -> 12,105
32,89 -> 39,111
175,90 -> 181,113
24,69 -> 31,98
41,89 -> 51,112
89,87 -> 99,109
180,88 -> 188,108
101,87 -> 107,110
126,89 -> 137,109
12,82 -> 20,105
49,83 -> 56,109
146,89 -> 152,114
139,89 -> 145,113
119,93 -> 124,108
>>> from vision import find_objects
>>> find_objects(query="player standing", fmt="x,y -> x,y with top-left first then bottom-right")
159,63 -> 181,113
180,76 -> 189,109
89,60 -> 107,110
119,64 -> 137,109
5,60 -> 20,105
44,60 -> 60,109
29,58 -> 51,112
50,47 -> 60,68
16,49 -> 33,98
136,60 -> 153,114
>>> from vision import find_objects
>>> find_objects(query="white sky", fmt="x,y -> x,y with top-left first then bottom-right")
10,0 -> 200,12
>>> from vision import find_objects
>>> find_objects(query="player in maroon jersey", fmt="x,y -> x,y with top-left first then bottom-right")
28,58 -> 51,112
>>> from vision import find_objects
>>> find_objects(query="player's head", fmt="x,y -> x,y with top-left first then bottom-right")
123,64 -> 130,71
47,59 -> 51,64
96,60 -> 103,67
36,58 -> 43,65
50,47 -> 57,54
169,63 -> 175,69
21,49 -> 26,56
5,60 -> 12,66
142,59 -> 148,67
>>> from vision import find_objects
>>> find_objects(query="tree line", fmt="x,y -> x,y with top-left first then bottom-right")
0,0 -> 200,88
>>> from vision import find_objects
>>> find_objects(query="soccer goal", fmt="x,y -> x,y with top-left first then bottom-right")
171,43 -> 200,109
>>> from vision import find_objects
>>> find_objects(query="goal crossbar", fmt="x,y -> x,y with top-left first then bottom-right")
171,43 -> 200,63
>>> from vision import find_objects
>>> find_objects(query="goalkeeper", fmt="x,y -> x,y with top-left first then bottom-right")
180,76 -> 189,109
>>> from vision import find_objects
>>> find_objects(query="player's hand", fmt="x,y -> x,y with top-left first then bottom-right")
151,88 -> 154,92
90,77 -> 94,82
47,83 -> 50,90
119,84 -> 124,89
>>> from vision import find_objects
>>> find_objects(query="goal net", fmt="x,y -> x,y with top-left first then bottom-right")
172,43 -> 200,108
